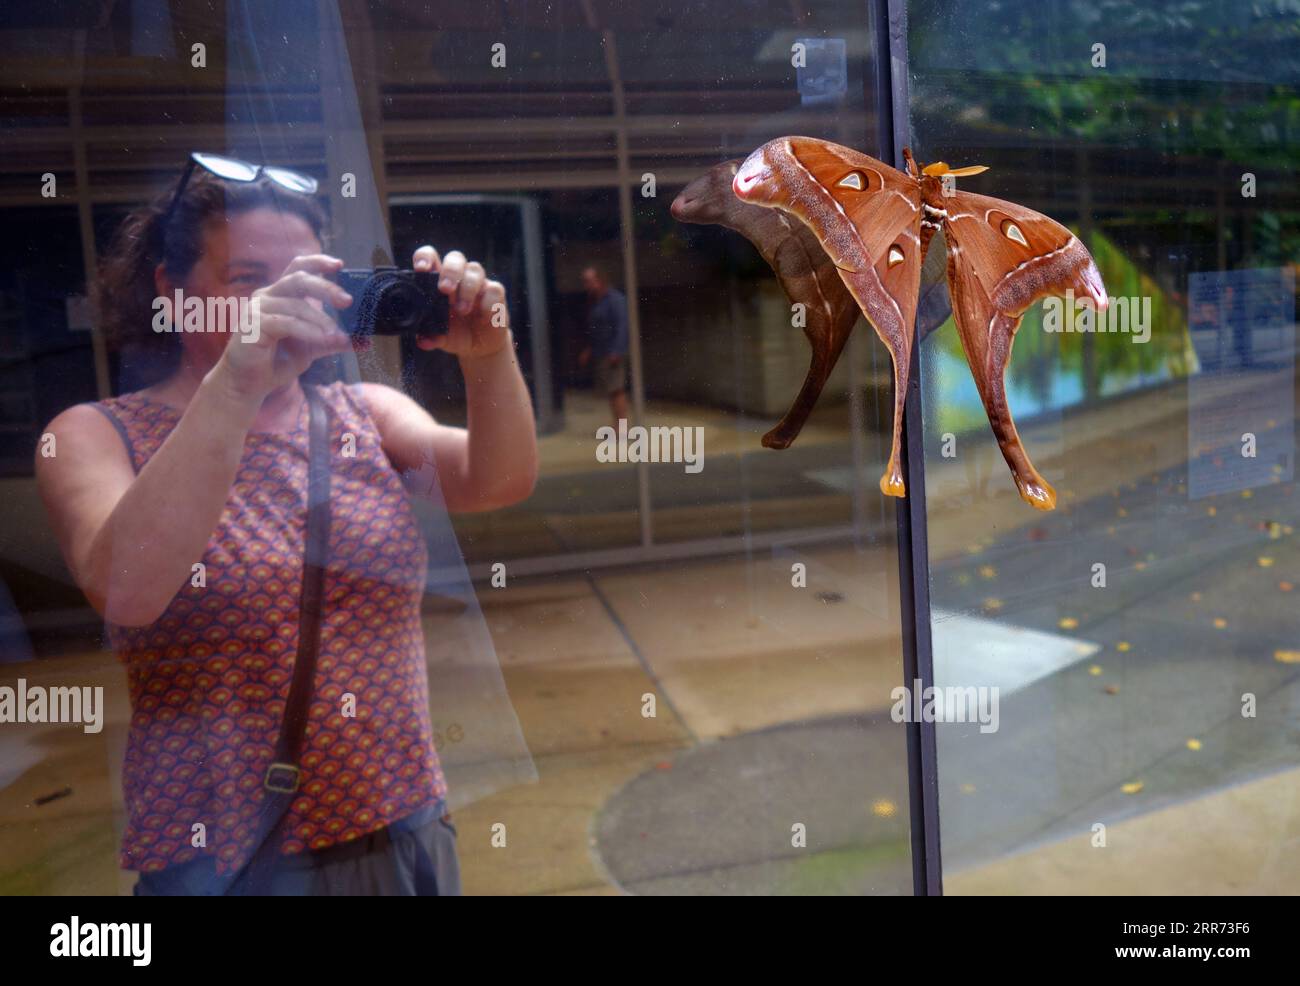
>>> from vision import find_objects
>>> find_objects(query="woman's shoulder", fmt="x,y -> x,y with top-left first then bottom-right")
41,389 -> 166,435
335,382 -> 444,456
89,386 -> 178,418
315,378 -> 368,413
313,378 -> 392,435
37,397 -> 144,476
88,390 -> 179,438
83,388 -> 134,408
337,380 -> 414,421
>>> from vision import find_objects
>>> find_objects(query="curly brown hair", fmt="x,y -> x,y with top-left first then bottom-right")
93,166 -> 328,387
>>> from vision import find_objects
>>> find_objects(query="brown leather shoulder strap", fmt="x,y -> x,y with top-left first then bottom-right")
227,383 -> 331,894
274,384 -> 332,775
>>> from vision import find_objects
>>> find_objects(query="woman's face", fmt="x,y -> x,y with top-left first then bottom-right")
160,206 -> 322,371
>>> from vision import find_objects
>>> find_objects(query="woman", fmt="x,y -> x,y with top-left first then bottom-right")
35,156 -> 538,895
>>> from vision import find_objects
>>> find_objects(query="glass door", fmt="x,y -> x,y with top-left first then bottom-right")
0,0 -> 918,896
906,0 -> 1300,894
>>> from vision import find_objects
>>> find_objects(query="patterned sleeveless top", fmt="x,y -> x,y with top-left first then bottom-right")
92,380 -> 447,876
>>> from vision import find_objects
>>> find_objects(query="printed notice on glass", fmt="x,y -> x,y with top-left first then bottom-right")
795,38 -> 847,106
1187,267 -> 1295,499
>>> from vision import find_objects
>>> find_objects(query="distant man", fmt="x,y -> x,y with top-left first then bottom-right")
579,265 -> 630,425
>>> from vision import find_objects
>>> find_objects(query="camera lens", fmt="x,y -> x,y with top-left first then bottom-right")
374,276 -> 426,334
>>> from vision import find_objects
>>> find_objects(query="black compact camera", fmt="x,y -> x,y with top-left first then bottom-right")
333,267 -> 451,336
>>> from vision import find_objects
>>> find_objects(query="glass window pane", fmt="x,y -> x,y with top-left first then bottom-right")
1,0 -> 913,896
909,0 -> 1300,895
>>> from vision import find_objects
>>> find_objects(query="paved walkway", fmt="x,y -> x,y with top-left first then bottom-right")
2,374 -> 1297,895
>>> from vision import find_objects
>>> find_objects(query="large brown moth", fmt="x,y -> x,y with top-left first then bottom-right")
671,159 -> 951,451
731,137 -> 1109,511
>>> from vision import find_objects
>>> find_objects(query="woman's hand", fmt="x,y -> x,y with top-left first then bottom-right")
211,254 -> 353,403
410,245 -> 511,359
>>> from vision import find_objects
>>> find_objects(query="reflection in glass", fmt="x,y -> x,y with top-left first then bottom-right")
911,0 -> 1300,894
1,1 -> 913,895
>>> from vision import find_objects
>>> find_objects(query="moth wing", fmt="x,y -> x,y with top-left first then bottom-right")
782,137 -> 923,271
830,207 -> 924,497
942,190 -> 1085,302
941,190 -> 1107,511
736,136 -> 927,495
760,219 -> 863,450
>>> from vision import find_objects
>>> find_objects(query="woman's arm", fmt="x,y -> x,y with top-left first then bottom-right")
363,245 -> 538,513
36,255 -> 353,627
360,339 -> 537,513
37,370 -> 263,627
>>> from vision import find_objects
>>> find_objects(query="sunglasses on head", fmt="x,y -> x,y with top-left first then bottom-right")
160,152 -> 319,232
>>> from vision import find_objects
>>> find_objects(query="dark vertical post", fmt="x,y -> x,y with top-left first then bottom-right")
869,0 -> 943,896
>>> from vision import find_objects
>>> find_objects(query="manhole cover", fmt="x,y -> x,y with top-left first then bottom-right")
594,713 -> 912,895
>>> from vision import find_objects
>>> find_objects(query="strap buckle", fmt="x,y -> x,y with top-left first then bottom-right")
264,762 -> 301,793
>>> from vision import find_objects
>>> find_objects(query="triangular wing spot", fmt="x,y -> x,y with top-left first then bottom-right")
1002,220 -> 1028,247
837,172 -> 866,190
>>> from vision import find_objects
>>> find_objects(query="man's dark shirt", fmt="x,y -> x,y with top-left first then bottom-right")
587,288 -> 629,359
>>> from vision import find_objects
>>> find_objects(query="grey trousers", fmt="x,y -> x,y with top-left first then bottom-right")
133,803 -> 462,896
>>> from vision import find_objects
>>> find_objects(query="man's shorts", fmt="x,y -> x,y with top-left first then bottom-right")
132,801 -> 462,896
594,355 -> 628,396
